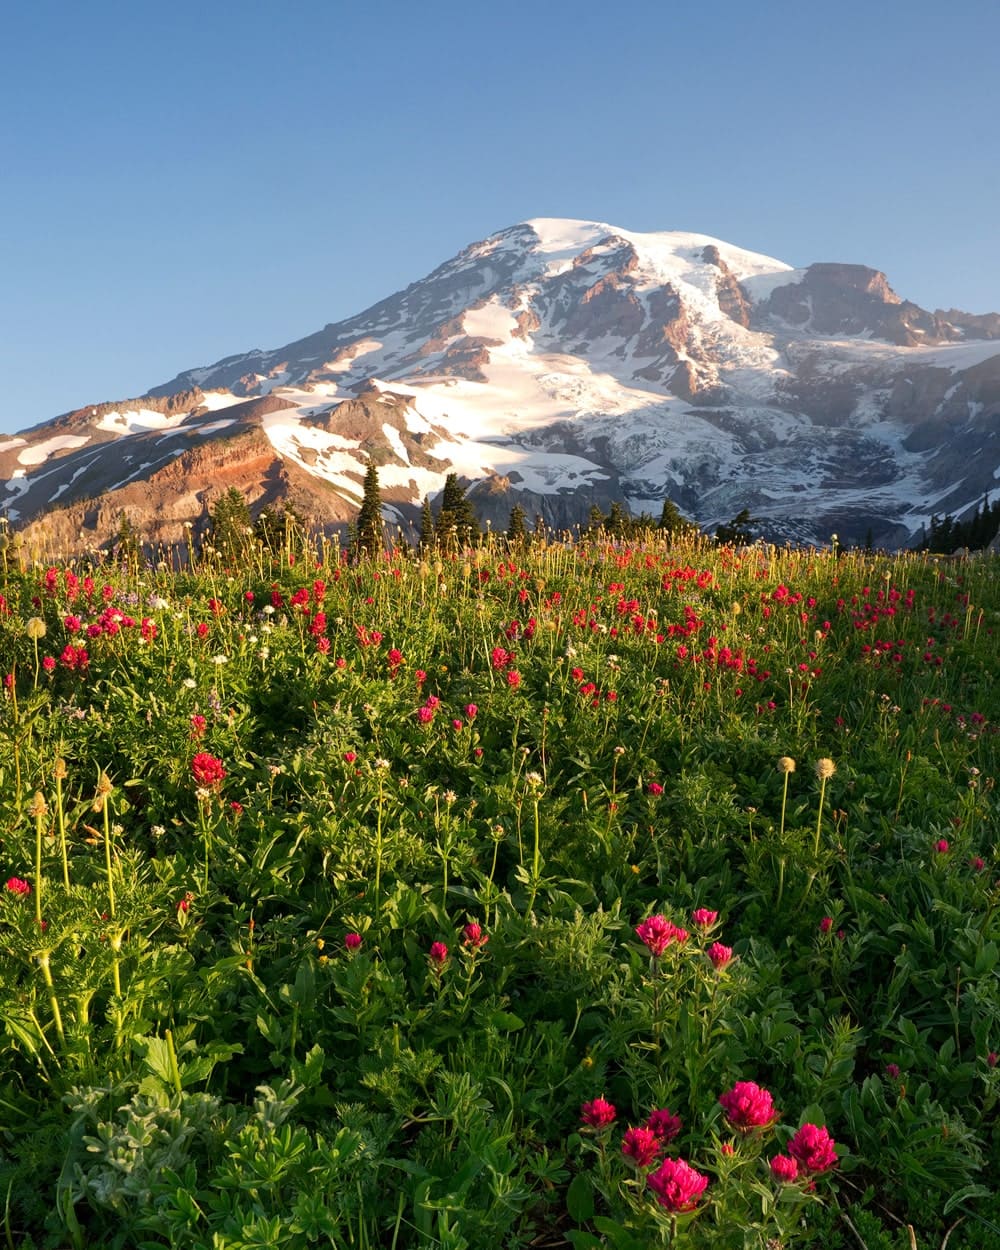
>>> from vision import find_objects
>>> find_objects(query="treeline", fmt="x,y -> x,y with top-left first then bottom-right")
919,496 -> 1000,553
103,467 -> 771,570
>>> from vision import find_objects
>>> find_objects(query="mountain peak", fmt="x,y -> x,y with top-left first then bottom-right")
3,218 -> 1000,555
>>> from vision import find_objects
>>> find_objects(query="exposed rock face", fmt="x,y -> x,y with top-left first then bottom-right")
702,245 -> 752,328
760,263 -> 960,345
937,308 -> 1000,340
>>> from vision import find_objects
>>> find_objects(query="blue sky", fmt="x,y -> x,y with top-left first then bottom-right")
2,0 -> 998,430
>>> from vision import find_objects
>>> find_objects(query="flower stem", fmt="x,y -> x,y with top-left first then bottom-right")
31,793 -> 46,932
814,776 -> 828,857
37,952 -> 65,1047
55,762 -> 70,889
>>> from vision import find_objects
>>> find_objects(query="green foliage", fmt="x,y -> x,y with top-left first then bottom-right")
0,535 -> 997,1246
355,461 -> 385,558
714,507 -> 757,545
507,503 -> 528,545
922,494 -> 1000,553
210,487 -> 253,563
435,473 -> 478,549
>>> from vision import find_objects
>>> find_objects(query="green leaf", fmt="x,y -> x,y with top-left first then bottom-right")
565,1233 -> 604,1249
798,1102 -> 826,1127
291,1043 -> 325,1088
566,1172 -> 595,1223
592,1216 -> 648,1249
944,1183 -> 992,1215
487,1010 -> 525,1032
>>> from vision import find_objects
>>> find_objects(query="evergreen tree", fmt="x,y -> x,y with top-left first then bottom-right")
435,474 -> 478,550
114,512 -> 142,568
419,496 -> 435,553
355,461 -> 385,557
507,503 -> 527,545
210,487 -> 253,562
715,507 -> 756,546
658,497 -> 697,538
604,501 -> 628,537
585,504 -> 606,534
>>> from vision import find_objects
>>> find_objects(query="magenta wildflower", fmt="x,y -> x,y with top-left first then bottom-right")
646,1107 -> 682,1143
344,933 -> 362,952
635,914 -> 677,957
622,1126 -> 661,1168
719,1081 -> 778,1131
191,752 -> 226,787
770,1154 -> 800,1184
788,1124 -> 838,1173
5,877 -> 31,897
691,908 -> 718,928
708,942 -> 733,969
646,1157 -> 709,1212
580,1097 -> 616,1129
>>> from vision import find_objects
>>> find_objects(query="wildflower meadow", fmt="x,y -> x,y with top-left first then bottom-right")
0,531 -> 998,1249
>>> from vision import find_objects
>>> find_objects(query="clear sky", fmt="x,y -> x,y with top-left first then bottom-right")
2,0 -> 998,431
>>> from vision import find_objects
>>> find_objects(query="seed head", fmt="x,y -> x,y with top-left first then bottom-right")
815,758 -> 836,781
26,617 -> 47,640
28,791 -> 48,818
778,757 -> 796,774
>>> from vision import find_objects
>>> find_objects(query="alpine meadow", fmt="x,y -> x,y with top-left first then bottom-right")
0,522 -> 998,1249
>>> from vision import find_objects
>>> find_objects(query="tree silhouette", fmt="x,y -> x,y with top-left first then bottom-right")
435,474 -> 478,550
210,487 -> 253,562
355,461 -> 385,557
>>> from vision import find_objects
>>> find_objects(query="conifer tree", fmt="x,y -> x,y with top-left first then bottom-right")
715,507 -> 756,546
586,504 -> 606,534
604,501 -> 628,537
114,512 -> 143,568
435,473 -> 478,550
658,497 -> 696,537
507,503 -> 527,545
355,461 -> 385,557
419,495 -> 435,553
211,487 -> 253,562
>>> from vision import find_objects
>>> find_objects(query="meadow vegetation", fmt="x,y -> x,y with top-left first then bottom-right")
0,530 -> 997,1248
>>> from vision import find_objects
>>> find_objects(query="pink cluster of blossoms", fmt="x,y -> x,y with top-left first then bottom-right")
635,908 -> 733,969
580,1080 -> 837,1213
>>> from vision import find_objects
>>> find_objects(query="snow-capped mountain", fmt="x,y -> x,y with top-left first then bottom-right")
3,217 -> 1000,552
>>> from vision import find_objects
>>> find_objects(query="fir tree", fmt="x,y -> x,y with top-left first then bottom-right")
355,461 -> 385,557
586,504 -> 606,534
715,508 -> 756,546
211,487 -> 253,562
114,512 -> 142,568
658,497 -> 696,538
604,502 -> 628,537
507,503 -> 527,545
419,495 -> 435,553
435,473 -> 478,550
